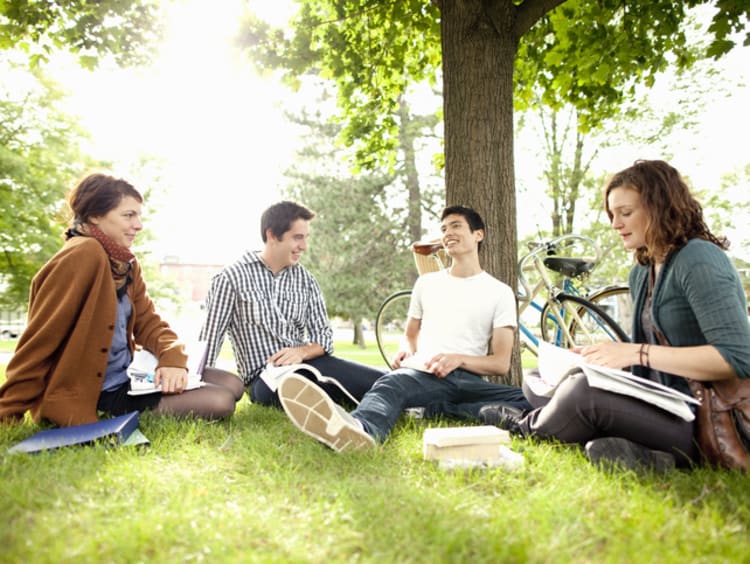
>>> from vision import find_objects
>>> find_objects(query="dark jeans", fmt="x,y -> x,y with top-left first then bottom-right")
351,368 -> 531,442
250,354 -> 387,408
519,370 -> 698,466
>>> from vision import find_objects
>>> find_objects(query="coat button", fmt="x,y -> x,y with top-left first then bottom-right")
100,348 -> 107,353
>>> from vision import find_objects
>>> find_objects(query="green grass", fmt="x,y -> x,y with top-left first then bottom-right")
1,345 -> 748,562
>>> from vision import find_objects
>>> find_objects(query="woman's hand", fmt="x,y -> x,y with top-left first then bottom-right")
579,342 -> 640,370
155,366 -> 188,394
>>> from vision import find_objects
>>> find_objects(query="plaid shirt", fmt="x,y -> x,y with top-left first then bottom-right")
199,251 -> 334,385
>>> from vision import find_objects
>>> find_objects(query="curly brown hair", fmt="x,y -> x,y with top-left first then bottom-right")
604,159 -> 727,265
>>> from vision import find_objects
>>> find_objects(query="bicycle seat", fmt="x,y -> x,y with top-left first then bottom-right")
543,257 -> 595,278
413,241 -> 444,256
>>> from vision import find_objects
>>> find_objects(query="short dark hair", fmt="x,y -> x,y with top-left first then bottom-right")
441,205 -> 486,251
261,201 -> 315,242
68,173 -> 142,226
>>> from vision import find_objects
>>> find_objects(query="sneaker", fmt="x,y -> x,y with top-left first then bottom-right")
478,403 -> 524,435
585,437 -> 676,473
278,373 -> 376,453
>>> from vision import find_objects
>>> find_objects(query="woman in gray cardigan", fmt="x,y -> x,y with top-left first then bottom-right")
481,159 -> 750,471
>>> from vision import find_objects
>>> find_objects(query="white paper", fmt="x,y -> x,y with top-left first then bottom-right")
127,343 -> 207,396
529,341 -> 698,421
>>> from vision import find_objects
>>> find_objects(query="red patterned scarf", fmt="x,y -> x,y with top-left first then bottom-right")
68,223 -> 134,289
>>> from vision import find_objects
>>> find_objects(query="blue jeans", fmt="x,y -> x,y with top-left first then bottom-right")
352,368 -> 531,442
250,354 -> 387,408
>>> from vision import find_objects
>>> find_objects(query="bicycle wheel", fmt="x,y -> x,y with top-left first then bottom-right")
541,294 -> 629,348
539,300 -> 571,347
566,294 -> 630,346
375,290 -> 412,369
586,285 -> 632,340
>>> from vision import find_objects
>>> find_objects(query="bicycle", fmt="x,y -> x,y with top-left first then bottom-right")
374,235 -> 631,369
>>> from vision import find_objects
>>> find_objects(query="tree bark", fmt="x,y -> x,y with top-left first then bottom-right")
441,0 -> 521,383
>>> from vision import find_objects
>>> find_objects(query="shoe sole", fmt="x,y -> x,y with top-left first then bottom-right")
278,373 -> 375,453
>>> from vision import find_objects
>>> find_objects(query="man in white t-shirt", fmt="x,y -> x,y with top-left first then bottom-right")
276,206 -> 530,452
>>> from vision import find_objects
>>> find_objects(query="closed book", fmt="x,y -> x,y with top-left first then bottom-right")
423,426 -> 510,461
8,411 -> 145,454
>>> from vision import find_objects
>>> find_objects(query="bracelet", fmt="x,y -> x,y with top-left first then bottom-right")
639,343 -> 651,368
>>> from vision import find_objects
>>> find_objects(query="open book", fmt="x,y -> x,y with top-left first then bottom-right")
528,342 -> 700,421
127,341 -> 208,396
260,363 -> 360,406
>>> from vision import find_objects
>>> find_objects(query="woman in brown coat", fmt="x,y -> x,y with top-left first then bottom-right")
0,173 -> 243,426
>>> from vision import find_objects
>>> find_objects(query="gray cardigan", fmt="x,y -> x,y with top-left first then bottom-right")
630,238 -> 750,396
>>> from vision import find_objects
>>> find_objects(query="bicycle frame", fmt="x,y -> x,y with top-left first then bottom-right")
517,234 -> 605,354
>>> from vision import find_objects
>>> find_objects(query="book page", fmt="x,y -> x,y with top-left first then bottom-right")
535,342 -> 697,420
398,352 -> 435,374
581,366 -> 695,421
127,347 -> 206,396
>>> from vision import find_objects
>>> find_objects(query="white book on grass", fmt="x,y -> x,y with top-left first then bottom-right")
127,341 -> 208,396
259,363 -> 360,406
527,341 -> 698,422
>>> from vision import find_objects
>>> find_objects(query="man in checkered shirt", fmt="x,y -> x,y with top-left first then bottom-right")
199,201 -> 385,407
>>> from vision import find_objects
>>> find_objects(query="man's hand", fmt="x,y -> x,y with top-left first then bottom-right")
425,353 -> 462,378
267,346 -> 307,366
392,350 -> 411,369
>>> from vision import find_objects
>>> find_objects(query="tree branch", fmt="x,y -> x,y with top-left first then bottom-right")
513,0 -> 568,39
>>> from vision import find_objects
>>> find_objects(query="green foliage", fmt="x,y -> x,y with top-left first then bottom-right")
237,0 -> 441,170
0,0 -> 164,68
241,1 -> 748,170
0,56 -> 96,308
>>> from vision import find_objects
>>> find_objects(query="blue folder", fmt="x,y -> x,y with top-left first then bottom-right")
7,411 -> 148,454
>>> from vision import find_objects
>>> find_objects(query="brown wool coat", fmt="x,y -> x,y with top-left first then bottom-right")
0,237 -> 187,426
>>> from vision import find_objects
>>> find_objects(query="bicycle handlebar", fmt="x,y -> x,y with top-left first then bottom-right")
517,234 -> 602,302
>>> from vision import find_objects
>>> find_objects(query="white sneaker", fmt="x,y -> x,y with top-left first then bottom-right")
278,373 -> 375,453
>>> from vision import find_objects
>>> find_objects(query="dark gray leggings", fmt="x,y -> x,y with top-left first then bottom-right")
520,370 -> 698,466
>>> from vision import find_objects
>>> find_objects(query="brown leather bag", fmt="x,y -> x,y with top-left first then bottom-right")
652,327 -> 750,472
687,377 -> 750,472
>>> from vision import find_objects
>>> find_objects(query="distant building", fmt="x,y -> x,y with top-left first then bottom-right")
159,258 -> 224,303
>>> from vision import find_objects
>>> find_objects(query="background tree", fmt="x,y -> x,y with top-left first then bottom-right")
283,103 -> 415,347
240,0 -> 747,381
0,57 -> 93,308
239,0 -> 747,277
243,0 -> 750,377
0,0 -> 163,68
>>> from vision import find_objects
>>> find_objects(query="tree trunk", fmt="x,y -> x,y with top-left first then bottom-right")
441,1 -> 522,384
398,96 -> 423,247
352,318 -> 365,349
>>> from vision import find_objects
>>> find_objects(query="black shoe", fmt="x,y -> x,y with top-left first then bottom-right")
585,437 -> 675,473
478,403 -> 524,435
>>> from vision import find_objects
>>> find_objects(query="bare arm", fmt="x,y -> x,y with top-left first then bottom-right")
580,342 -> 736,382
426,326 -> 515,378
392,317 -> 421,368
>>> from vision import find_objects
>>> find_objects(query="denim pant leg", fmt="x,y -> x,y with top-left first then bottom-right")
352,369 -> 462,442
423,377 -> 532,420
520,371 -> 697,465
